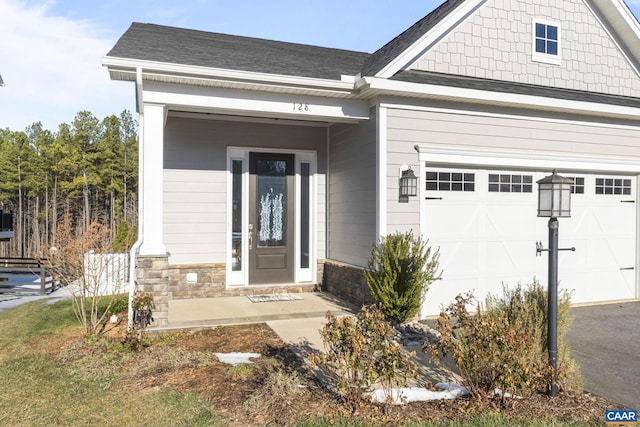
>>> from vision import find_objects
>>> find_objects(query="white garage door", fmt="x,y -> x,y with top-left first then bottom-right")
422,167 -> 636,317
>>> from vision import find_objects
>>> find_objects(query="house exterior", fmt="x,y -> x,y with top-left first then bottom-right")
0,210 -> 14,241
104,0 -> 640,327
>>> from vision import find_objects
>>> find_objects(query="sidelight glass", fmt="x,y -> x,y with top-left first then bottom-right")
232,160 -> 242,271
300,163 -> 310,269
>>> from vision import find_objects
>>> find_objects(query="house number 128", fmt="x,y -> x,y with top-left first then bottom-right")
293,102 -> 309,111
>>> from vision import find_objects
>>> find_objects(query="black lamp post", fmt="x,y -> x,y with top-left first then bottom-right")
536,169 -> 573,397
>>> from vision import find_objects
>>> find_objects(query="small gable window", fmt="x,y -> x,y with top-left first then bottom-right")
532,20 -> 561,65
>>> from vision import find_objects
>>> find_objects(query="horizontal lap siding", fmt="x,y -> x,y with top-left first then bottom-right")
328,113 -> 376,267
164,116 -> 327,265
387,108 -> 640,161
385,142 -> 421,234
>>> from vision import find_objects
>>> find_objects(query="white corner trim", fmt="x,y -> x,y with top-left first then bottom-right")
136,67 -> 143,113
377,0 -> 488,78
377,104 -> 388,238
415,144 -> 640,174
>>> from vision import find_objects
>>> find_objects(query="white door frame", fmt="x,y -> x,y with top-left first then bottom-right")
226,146 -> 317,287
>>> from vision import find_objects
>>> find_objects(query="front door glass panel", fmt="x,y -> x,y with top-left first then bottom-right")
257,159 -> 287,247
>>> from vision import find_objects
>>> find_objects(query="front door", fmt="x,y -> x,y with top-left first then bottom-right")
249,152 -> 295,284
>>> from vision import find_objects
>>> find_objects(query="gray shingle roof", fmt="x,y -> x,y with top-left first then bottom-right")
392,70 -> 640,108
107,22 -> 370,80
106,7 -> 640,109
360,0 -> 467,76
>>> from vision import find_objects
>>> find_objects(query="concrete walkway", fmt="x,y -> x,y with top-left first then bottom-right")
155,291 -> 457,386
0,288 -> 70,313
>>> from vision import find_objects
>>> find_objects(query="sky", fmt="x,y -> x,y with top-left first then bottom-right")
1,0 -> 640,133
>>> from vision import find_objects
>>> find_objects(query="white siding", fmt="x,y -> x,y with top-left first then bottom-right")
412,0 -> 640,97
387,107 -> 640,160
328,112 -> 377,267
163,116 -> 327,265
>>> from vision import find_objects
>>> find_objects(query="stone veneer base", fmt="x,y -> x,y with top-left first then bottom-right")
322,260 -> 374,308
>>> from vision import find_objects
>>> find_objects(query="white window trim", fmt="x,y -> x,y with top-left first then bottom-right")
226,149 -> 249,286
532,18 -> 561,65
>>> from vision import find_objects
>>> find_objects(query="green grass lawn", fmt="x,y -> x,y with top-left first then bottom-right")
0,298 -> 221,427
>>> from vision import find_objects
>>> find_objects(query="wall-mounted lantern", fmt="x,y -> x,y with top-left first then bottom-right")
399,167 -> 418,197
536,169 -> 574,398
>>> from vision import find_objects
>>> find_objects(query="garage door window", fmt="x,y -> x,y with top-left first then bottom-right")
426,171 -> 475,191
488,174 -> 533,193
566,177 -> 585,194
595,177 -> 632,195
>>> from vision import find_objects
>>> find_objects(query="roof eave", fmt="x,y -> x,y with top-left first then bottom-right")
591,0 -> 640,55
102,56 -> 359,97
357,76 -> 640,121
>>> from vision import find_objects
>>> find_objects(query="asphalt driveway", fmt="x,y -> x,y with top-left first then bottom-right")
566,301 -> 640,409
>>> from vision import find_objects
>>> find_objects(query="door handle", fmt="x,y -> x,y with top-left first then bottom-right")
620,267 -> 634,270
248,223 -> 254,250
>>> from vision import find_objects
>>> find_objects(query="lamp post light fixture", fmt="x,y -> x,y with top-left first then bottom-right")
536,169 -> 574,397
399,167 -> 418,197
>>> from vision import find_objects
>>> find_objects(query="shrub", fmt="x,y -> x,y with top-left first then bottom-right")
124,291 -> 155,350
310,305 -> 417,410
47,214 -> 125,339
485,281 -> 582,391
427,282 -> 581,398
107,294 -> 129,315
364,231 -> 441,324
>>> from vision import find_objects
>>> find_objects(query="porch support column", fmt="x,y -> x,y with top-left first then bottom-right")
139,103 -> 167,256
376,104 -> 388,238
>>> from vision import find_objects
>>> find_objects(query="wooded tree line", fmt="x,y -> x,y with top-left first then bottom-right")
0,110 -> 138,258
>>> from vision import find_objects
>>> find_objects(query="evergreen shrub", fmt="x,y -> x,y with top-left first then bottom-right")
364,231 -> 440,324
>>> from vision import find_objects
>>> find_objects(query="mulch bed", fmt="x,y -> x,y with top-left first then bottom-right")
75,321 -> 622,426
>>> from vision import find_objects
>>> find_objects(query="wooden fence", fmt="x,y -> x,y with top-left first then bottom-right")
0,258 -> 58,295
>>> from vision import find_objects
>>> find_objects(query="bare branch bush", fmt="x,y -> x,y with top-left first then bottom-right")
47,214 -> 126,339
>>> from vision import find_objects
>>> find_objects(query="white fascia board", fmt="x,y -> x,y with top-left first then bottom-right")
376,0 -> 487,78
415,144 -> 640,174
142,81 -> 370,122
359,76 -> 640,120
592,0 -> 640,40
102,56 -> 356,94
583,0 -> 640,78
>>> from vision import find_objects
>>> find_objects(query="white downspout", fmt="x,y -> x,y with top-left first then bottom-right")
128,67 -> 145,331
